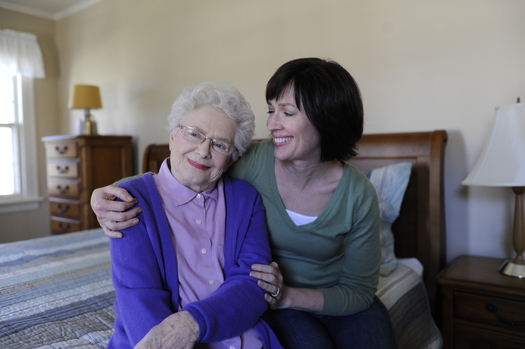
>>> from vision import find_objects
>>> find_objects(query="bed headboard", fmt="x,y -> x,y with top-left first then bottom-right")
142,130 -> 448,315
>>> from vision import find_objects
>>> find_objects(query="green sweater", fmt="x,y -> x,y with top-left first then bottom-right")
228,140 -> 381,316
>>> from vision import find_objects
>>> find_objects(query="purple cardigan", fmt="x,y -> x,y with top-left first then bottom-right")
108,173 -> 283,349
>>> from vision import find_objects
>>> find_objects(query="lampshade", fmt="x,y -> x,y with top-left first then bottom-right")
462,103 -> 525,187
68,85 -> 102,109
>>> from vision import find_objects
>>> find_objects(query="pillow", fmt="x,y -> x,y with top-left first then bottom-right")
366,162 -> 412,276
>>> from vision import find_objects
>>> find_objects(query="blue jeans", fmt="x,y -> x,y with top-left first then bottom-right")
263,296 -> 397,349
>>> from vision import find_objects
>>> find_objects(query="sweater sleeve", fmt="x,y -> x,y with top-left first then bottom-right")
320,177 -> 381,315
183,179 -> 272,343
110,176 -> 177,347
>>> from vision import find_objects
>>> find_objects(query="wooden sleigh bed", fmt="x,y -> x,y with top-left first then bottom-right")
0,130 -> 447,349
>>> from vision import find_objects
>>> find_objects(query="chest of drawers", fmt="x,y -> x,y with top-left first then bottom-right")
437,255 -> 525,348
42,135 -> 133,234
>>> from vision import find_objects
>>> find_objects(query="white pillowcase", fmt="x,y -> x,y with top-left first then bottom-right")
367,162 -> 412,276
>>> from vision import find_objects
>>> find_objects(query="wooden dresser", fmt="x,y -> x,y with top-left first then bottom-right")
437,255 -> 525,348
42,135 -> 133,234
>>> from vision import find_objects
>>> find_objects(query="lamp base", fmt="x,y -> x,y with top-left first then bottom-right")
499,259 -> 525,278
77,118 -> 97,135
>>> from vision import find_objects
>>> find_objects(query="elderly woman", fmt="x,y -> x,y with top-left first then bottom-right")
108,82 -> 282,349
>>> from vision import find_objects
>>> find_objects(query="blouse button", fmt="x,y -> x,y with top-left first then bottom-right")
201,248 -> 207,254
196,193 -> 202,198
196,219 -> 202,225
209,280 -> 215,284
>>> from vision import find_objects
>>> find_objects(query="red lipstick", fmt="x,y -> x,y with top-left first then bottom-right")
188,158 -> 210,170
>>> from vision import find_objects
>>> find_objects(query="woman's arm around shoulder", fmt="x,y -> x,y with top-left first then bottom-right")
91,184 -> 141,238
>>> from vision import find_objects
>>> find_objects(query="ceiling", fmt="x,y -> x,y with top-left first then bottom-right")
0,0 -> 104,20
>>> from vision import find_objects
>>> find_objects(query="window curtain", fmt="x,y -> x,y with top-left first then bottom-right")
0,29 -> 46,78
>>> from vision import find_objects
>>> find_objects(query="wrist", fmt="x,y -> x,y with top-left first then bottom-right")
284,287 -> 324,313
178,311 -> 200,342
280,287 -> 294,309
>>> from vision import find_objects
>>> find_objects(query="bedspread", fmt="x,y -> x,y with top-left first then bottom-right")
0,229 -> 441,349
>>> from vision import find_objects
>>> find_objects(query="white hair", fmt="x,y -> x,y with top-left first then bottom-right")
167,82 -> 255,159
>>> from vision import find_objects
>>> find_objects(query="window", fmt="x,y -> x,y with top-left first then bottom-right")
0,70 -> 41,213
0,71 -> 17,195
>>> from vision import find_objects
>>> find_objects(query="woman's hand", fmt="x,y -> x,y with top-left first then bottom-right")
251,261 -> 324,313
134,311 -> 199,349
250,262 -> 289,309
90,185 -> 141,238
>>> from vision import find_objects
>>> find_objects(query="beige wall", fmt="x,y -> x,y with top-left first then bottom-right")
2,0 -> 525,262
0,8 -> 59,242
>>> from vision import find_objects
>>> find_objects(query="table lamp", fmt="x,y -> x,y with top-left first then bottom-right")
462,100 -> 525,278
69,84 -> 102,135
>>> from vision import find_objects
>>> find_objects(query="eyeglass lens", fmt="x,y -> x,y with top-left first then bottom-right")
180,126 -> 234,155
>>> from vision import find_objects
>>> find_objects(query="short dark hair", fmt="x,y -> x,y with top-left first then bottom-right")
266,58 -> 364,161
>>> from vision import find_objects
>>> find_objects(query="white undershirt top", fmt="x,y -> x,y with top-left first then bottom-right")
286,209 -> 317,226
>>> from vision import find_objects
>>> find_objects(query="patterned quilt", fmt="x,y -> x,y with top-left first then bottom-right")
0,229 -> 441,349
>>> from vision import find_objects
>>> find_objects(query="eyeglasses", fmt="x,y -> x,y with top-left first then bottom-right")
178,125 -> 237,156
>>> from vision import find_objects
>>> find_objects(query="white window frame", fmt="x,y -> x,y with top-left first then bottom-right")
0,74 -> 42,213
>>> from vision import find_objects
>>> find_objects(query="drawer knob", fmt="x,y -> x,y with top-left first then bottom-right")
56,185 -> 70,195
56,165 -> 70,174
58,222 -> 71,233
486,301 -> 525,326
55,145 -> 68,154
57,203 -> 70,214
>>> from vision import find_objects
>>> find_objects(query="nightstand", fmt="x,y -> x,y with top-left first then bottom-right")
42,135 -> 133,234
437,255 -> 525,348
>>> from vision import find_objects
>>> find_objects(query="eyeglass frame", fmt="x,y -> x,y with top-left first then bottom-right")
177,125 -> 238,156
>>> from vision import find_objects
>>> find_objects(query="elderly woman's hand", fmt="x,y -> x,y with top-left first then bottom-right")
90,185 -> 141,238
250,262 -> 289,309
134,311 -> 199,349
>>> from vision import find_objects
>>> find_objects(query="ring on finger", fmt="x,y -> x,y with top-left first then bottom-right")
270,287 -> 280,298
